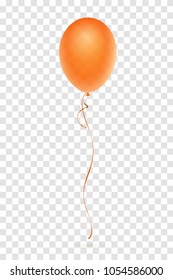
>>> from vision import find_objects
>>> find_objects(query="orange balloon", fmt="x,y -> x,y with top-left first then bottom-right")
59,18 -> 116,92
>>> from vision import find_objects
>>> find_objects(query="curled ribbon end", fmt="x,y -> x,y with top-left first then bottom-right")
88,229 -> 93,240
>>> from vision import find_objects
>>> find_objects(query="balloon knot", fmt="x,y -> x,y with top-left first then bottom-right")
86,92 -> 90,97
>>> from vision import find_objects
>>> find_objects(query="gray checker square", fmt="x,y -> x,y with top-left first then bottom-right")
0,0 -> 173,260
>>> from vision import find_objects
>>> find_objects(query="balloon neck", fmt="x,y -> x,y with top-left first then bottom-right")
86,92 -> 90,97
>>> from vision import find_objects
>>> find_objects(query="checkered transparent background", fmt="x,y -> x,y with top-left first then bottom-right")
0,0 -> 173,260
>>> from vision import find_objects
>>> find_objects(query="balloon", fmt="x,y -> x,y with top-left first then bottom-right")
59,18 -> 116,92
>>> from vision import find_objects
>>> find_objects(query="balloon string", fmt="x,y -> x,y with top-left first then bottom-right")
77,92 -> 94,240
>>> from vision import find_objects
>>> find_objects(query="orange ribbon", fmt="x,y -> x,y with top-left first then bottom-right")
77,92 -> 94,239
